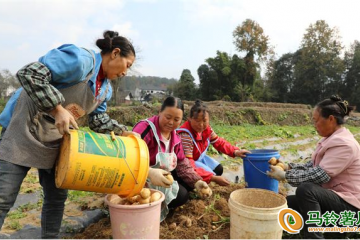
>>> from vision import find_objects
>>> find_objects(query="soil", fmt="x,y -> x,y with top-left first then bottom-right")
73,183 -> 289,239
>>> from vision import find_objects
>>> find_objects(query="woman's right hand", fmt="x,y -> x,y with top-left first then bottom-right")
147,168 -> 172,188
211,175 -> 230,186
50,105 -> 79,135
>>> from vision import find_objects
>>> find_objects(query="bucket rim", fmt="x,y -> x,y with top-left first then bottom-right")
229,188 -> 287,211
245,149 -> 280,155
105,190 -> 165,209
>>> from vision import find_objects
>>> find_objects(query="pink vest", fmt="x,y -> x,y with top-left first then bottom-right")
312,127 -> 360,209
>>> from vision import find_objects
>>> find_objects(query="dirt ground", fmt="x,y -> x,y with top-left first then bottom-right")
73,183 -> 289,239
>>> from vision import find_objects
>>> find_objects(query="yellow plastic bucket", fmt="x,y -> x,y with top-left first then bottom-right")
55,130 -> 149,197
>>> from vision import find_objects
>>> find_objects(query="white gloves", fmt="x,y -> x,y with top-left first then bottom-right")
147,168 -> 172,188
266,165 -> 286,181
195,180 -> 212,199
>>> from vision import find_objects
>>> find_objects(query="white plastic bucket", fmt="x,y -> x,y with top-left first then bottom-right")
228,188 -> 287,239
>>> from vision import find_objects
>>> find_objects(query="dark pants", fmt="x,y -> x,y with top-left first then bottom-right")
0,129 -> 68,238
287,182 -> 359,239
168,183 -> 189,209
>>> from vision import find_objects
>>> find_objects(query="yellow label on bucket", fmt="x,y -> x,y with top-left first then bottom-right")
78,131 -> 126,158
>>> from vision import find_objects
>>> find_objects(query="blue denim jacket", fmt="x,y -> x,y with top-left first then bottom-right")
0,44 -> 112,128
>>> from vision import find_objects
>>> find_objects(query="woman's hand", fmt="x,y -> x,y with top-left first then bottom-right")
234,149 -> 251,158
147,168 -> 172,188
50,105 -> 78,135
266,165 -> 286,181
211,175 -> 230,186
194,180 -> 212,199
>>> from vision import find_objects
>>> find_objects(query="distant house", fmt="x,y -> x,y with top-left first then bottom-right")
134,87 -> 167,102
118,91 -> 134,104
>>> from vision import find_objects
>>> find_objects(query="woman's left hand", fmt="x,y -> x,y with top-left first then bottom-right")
266,165 -> 286,181
122,131 -> 140,138
234,149 -> 251,158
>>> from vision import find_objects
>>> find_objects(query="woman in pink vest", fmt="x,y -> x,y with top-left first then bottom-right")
267,95 -> 360,239
132,97 -> 212,221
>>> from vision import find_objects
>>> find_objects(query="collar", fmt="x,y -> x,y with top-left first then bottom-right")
88,52 -> 103,85
319,127 -> 346,145
180,121 -> 212,141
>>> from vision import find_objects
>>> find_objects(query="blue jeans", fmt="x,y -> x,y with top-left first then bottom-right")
0,159 -> 68,239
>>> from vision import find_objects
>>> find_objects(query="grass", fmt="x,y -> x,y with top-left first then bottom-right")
7,220 -> 21,230
205,194 -> 230,224
211,124 -> 360,146
23,173 -> 38,184
67,190 -> 95,203
211,124 -> 317,146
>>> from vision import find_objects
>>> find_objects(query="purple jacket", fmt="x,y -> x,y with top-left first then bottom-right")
133,115 -> 202,188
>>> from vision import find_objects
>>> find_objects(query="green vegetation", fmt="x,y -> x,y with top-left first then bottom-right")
211,124 -> 360,147
7,220 -> 21,230
211,124 -> 316,145
67,190 -> 95,203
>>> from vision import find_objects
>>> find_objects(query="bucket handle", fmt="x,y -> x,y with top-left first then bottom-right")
113,135 -> 138,184
246,158 -> 268,176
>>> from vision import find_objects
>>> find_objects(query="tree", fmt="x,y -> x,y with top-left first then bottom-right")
343,41 -> 360,109
268,52 -> 298,102
0,69 -> 19,100
173,69 -> 196,100
233,19 -> 270,87
206,51 -> 237,100
291,20 -> 344,104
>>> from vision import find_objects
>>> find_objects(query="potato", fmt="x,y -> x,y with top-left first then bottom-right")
169,222 -> 177,230
201,187 -> 211,195
273,165 -> 284,171
185,218 -> 192,228
139,197 -> 150,204
268,157 -> 278,165
150,192 -> 162,202
165,174 -> 174,184
127,195 -> 140,203
140,188 -> 151,199
108,195 -> 121,204
276,162 -> 285,170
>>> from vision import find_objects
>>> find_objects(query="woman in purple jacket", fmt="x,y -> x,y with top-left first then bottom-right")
133,96 -> 212,220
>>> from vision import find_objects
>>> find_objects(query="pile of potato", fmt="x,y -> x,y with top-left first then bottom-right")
268,157 -> 285,171
109,188 -> 162,205
108,173 -> 174,206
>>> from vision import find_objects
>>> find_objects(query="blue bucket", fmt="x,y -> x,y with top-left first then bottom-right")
243,149 -> 280,193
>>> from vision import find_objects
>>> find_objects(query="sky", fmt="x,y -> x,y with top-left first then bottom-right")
1,0 -> 360,83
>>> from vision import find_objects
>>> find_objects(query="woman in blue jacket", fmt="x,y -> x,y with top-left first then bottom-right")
0,30 -> 138,238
